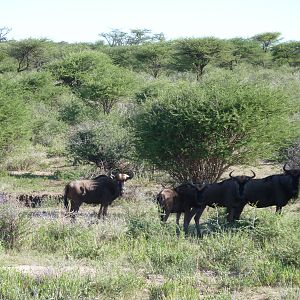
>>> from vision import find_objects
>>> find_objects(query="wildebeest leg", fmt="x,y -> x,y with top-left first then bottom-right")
175,212 -> 181,236
183,207 -> 194,236
233,205 -> 245,221
101,204 -> 109,219
183,212 -> 190,236
162,210 -> 171,222
98,204 -> 103,219
175,212 -> 181,226
226,208 -> 235,223
159,208 -> 165,222
193,206 -> 206,237
276,206 -> 282,214
70,201 -> 80,222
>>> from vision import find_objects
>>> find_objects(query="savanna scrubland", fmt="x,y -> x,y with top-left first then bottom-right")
0,29 -> 300,299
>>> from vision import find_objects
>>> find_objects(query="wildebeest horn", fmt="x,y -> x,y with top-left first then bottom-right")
250,170 -> 256,178
126,170 -> 134,179
283,163 -> 289,172
229,171 -> 234,178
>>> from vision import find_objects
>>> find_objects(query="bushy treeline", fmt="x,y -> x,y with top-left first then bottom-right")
0,30 -> 299,180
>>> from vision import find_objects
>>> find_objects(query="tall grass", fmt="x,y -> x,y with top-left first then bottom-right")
0,268 -> 144,299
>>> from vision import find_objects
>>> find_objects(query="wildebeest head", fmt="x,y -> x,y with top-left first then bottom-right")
283,163 -> 300,198
112,171 -> 134,196
229,170 -> 256,200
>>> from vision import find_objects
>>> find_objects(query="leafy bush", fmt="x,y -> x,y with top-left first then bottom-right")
131,72 -> 298,182
0,75 -> 32,159
48,50 -> 137,114
67,115 -> 135,170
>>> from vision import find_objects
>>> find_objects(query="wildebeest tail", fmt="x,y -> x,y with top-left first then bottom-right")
64,184 -> 69,209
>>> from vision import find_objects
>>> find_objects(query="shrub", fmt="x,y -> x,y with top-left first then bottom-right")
131,72 -> 298,182
67,115 -> 135,170
0,75 -> 32,160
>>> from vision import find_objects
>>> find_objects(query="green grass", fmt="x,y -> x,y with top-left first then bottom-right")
0,179 -> 300,299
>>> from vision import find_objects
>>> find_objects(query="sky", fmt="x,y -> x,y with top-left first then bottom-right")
1,0 -> 300,43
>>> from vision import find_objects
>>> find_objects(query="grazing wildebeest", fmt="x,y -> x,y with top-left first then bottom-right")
184,170 -> 256,235
156,188 -> 181,224
64,172 -> 133,219
237,164 -> 300,216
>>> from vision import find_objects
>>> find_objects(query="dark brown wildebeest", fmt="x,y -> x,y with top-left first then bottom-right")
183,170 -> 256,235
156,188 -> 181,224
64,172 -> 133,219
235,164 -> 300,217
156,183 -> 207,236
156,183 -> 205,227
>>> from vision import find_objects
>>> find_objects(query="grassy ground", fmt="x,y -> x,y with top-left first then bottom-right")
0,166 -> 300,299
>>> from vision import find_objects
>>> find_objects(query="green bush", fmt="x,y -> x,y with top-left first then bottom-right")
0,75 -> 32,159
131,71 -> 298,182
67,114 -> 135,169
48,50 -> 137,114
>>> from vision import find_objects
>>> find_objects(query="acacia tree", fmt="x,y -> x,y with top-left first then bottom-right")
272,41 -> 300,67
229,38 -> 266,66
173,37 -> 230,80
48,51 -> 136,114
132,41 -> 173,77
8,39 -> 48,72
99,28 -> 165,46
0,27 -> 11,42
99,29 -> 128,46
79,63 -> 136,114
252,32 -> 281,52
131,74 -> 298,183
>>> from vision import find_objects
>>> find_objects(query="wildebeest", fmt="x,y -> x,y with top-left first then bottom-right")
184,170 -> 256,235
236,164 -> 300,217
64,172 -> 133,219
156,183 -> 205,229
156,188 -> 181,224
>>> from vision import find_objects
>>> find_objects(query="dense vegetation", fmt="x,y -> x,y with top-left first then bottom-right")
0,28 -> 300,298
0,29 -> 299,177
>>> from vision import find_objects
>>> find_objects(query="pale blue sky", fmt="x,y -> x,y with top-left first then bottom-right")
1,0 -> 299,43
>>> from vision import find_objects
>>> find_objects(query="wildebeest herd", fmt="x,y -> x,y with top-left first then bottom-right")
63,164 -> 300,235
